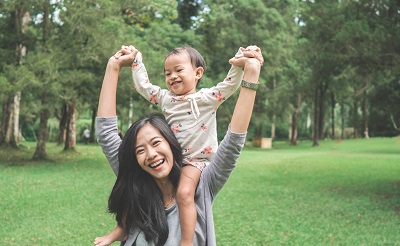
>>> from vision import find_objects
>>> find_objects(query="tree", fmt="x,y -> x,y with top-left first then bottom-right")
0,1 -> 33,147
200,0 -> 298,141
177,0 -> 202,30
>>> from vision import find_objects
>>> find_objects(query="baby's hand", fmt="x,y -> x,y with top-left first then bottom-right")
229,46 -> 264,67
108,45 -> 139,68
243,46 -> 263,65
113,45 -> 137,59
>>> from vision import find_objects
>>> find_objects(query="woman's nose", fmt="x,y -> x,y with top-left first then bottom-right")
147,147 -> 158,160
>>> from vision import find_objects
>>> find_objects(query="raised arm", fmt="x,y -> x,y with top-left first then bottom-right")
96,47 -> 138,175
229,46 -> 263,133
201,47 -> 263,198
97,47 -> 138,117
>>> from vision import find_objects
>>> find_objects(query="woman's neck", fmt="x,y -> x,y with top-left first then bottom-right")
155,179 -> 175,204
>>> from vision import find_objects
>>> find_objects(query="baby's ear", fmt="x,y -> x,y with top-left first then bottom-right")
195,67 -> 204,81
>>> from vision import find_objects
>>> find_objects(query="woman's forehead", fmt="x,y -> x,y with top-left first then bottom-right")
136,124 -> 163,144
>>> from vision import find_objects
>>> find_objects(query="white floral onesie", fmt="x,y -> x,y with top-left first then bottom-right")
132,53 -> 244,170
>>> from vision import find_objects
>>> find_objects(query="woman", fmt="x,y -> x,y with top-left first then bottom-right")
95,46 -> 263,246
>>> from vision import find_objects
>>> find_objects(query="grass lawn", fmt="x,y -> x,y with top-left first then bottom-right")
1,137 -> 399,245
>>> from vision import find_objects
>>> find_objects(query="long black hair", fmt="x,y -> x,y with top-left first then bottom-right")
108,113 -> 182,245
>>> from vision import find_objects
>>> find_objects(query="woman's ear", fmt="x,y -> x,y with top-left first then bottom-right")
195,67 -> 204,82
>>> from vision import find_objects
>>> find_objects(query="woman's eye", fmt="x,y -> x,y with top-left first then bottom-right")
153,140 -> 161,146
136,149 -> 144,155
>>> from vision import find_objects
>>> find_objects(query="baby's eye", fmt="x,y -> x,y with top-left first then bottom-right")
177,69 -> 183,72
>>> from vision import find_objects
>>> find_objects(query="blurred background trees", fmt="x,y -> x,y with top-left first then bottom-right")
0,0 -> 398,159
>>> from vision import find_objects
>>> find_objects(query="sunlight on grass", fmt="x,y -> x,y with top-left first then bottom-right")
1,138 -> 399,245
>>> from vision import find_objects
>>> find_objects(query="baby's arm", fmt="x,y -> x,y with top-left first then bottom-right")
131,51 -> 166,106
215,48 -> 246,93
94,225 -> 127,246
204,47 -> 262,106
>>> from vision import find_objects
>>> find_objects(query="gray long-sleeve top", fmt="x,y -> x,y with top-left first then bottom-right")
96,116 -> 246,246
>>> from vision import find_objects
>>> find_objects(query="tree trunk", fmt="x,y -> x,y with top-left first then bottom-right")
1,9 -> 30,148
33,92 -> 49,160
290,112 -> 298,145
90,107 -> 96,143
340,98 -> 345,139
10,91 -> 21,147
5,96 -> 15,146
362,88 -> 369,139
64,102 -> 77,150
313,86 -> 320,146
271,115 -> 276,139
12,11 -> 29,146
271,78 -> 276,139
58,103 -> 67,144
290,94 -> 301,145
330,92 -> 335,139
0,98 -> 12,146
318,86 -> 325,140
353,97 -> 359,138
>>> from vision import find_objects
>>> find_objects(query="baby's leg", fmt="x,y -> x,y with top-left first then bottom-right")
177,165 -> 202,246
94,225 -> 127,246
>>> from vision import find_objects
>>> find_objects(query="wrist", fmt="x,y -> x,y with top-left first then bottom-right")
241,80 -> 259,90
244,59 -> 261,70
107,59 -> 121,72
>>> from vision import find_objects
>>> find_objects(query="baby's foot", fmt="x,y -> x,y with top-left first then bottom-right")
94,235 -> 113,246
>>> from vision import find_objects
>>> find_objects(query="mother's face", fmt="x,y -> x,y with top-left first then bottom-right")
134,123 -> 174,181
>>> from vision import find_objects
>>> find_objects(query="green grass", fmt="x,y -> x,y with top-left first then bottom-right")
1,138 -> 400,245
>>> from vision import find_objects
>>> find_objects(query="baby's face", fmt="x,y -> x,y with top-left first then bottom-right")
164,52 -> 201,96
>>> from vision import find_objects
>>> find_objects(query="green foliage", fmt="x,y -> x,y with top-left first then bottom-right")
178,0 -> 203,29
0,0 -> 399,152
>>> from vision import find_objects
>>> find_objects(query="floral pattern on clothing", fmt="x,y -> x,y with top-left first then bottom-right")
171,124 -> 182,133
184,156 -> 194,163
201,147 -> 212,155
185,161 -> 206,171
212,91 -> 225,102
172,96 -> 186,101
149,93 -> 158,105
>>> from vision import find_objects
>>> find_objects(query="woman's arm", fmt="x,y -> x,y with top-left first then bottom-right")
229,47 -> 262,133
97,48 -> 138,117
96,48 -> 139,175
202,47 -> 263,197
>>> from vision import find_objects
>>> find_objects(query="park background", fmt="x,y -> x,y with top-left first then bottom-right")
1,0 -> 399,245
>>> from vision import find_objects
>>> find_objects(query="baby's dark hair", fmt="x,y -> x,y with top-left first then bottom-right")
165,46 -> 206,83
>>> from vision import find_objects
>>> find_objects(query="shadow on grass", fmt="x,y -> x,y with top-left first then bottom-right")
0,143 -> 80,166
323,179 -> 400,215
